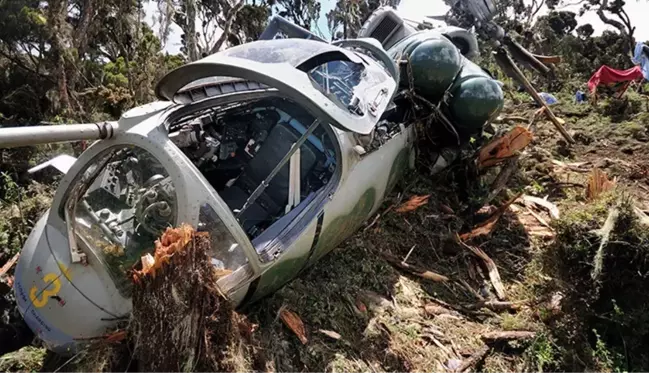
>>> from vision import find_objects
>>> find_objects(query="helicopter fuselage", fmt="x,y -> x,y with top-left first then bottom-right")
13,39 -> 417,354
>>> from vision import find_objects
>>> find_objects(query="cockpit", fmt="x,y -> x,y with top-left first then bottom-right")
59,35 -> 398,297
167,96 -> 337,242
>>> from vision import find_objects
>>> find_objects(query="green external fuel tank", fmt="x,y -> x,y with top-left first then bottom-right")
442,58 -> 504,140
388,32 -> 462,102
388,30 -> 504,141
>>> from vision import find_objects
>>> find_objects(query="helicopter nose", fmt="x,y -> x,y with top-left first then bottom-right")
13,211 -> 126,355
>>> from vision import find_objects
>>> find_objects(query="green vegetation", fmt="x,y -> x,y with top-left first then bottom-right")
0,346 -> 46,372
2,0 -> 649,371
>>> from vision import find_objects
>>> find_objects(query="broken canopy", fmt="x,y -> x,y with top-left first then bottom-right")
587,65 -> 644,94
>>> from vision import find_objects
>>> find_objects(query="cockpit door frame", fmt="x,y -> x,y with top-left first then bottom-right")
155,55 -> 395,135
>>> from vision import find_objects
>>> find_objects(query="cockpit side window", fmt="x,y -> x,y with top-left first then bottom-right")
197,203 -> 248,271
64,145 -> 177,296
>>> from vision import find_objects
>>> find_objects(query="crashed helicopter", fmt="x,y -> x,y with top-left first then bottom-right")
0,5 -> 506,354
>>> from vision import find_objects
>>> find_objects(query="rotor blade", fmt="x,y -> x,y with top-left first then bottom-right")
493,48 -> 574,144
426,15 -> 447,21
531,54 -> 562,65
502,36 -> 550,76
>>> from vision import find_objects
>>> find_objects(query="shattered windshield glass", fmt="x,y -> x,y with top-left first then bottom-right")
308,60 -> 364,112
65,146 -> 177,295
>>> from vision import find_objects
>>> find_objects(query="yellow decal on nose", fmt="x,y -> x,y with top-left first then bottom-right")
30,273 -> 61,308
29,262 -> 71,308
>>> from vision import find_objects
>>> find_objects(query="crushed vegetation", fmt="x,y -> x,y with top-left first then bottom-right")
129,224 -> 262,372
38,225 -> 266,372
3,89 -> 649,372
239,89 -> 649,372
3,75 -> 649,373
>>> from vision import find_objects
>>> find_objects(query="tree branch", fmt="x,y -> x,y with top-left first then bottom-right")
596,0 -> 627,34
209,0 -> 244,55
17,42 -> 40,72
617,7 -> 634,35
0,49 -> 53,83
527,0 -> 545,26
557,0 -> 588,9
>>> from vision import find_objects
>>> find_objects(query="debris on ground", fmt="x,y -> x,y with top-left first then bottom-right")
382,252 -> 449,282
478,126 -> 533,169
482,331 -> 537,343
5,62 -> 649,373
395,194 -> 430,213
0,253 -> 19,279
586,168 -> 617,200
522,195 -> 560,220
279,307 -> 308,345
458,239 -> 507,300
460,192 -> 522,241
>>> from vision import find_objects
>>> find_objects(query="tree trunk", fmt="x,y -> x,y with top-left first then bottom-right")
47,0 -> 71,113
129,225 -> 261,372
209,0 -> 244,55
185,0 -> 199,61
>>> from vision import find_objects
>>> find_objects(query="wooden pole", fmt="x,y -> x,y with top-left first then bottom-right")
494,49 -> 575,144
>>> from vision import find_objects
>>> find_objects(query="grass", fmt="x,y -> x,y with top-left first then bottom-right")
3,92 -> 649,372
0,347 -> 47,372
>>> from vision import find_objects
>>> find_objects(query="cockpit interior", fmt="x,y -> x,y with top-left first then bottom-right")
168,96 -> 338,243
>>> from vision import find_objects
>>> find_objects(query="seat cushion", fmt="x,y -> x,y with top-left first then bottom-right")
219,185 -> 270,232
243,122 -> 320,206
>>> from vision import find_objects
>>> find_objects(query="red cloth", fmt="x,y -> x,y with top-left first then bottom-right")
587,65 -> 644,93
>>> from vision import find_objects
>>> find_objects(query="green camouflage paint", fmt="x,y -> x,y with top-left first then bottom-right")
385,147 -> 410,194
309,187 -> 377,265
249,189 -> 376,302
248,147 -> 410,303
250,256 -> 306,302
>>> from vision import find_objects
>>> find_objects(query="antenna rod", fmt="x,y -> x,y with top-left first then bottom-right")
0,122 -> 117,148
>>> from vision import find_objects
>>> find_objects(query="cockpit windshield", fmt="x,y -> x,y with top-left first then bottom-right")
308,60 -> 365,113
175,39 -> 392,117
64,146 -> 177,295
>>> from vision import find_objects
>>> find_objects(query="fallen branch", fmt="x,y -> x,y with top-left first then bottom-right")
382,253 -> 449,282
0,253 -> 19,278
424,302 -> 456,316
468,300 -> 522,312
478,126 -> 533,169
592,206 -> 619,281
522,195 -> 560,220
280,307 -> 308,344
526,207 -> 553,230
453,345 -> 490,373
457,279 -> 484,301
481,331 -> 536,343
531,54 -> 561,65
515,209 -> 555,238
496,49 -> 574,143
483,157 -> 520,206
551,159 -> 591,173
396,194 -> 430,213
426,296 -> 471,315
458,237 -> 507,300
493,115 -> 527,123
462,192 -> 523,241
